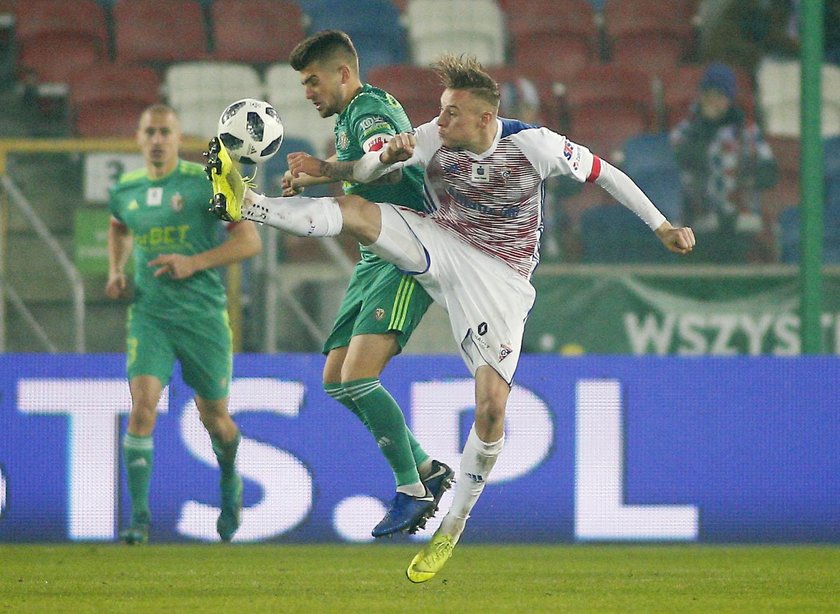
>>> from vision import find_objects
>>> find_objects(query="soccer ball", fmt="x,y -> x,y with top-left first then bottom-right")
217,98 -> 284,164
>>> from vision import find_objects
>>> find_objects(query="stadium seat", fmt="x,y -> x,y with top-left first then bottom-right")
579,203 -> 670,263
68,63 -> 161,137
485,64 -> 562,130
660,64 -> 755,129
757,58 -> 840,137
405,0 -> 506,67
504,0 -> 597,83
15,0 -> 109,83
562,65 -> 655,158
366,63 -> 442,126
777,198 -> 840,265
763,136 -> 800,217
603,0 -> 695,72
300,0 -> 407,79
164,62 -> 264,138
264,62 -> 336,157
620,133 -> 684,223
777,206 -> 800,263
824,135 -> 840,183
113,0 -> 209,66
210,0 -> 305,65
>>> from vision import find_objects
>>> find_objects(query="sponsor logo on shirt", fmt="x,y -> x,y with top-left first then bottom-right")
471,163 -> 491,183
563,140 -> 574,160
146,187 -> 163,207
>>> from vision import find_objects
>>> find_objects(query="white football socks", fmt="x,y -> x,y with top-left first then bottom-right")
243,191 -> 344,237
438,423 -> 505,544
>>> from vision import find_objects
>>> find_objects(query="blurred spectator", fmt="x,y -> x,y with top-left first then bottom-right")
826,0 -> 840,65
701,0 -> 799,73
499,77 -> 542,124
704,0 -> 840,70
670,63 -> 778,263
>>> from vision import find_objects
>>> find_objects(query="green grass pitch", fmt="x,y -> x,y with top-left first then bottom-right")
2,544 -> 838,612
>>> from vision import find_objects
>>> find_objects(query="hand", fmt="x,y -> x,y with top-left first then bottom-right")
382,132 -> 416,164
281,169 -> 304,196
148,253 -> 197,279
287,152 -> 326,179
655,221 -> 696,255
381,132 -> 415,164
105,271 -> 127,299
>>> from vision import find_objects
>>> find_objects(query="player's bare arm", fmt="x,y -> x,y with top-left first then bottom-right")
149,221 -> 262,280
105,219 -> 132,299
288,151 -> 357,182
287,151 -> 403,189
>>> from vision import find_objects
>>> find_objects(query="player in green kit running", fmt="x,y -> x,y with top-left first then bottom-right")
106,104 -> 262,544
283,30 -> 453,537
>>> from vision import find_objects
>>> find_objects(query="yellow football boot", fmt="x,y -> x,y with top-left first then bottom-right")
406,532 -> 456,583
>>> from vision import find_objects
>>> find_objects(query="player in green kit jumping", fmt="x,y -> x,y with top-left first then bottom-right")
106,104 -> 262,544
283,30 -> 454,537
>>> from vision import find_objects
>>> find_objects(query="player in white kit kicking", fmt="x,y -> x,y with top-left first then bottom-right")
206,54 -> 695,582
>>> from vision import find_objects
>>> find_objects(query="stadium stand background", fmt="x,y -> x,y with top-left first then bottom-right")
0,0 -> 838,353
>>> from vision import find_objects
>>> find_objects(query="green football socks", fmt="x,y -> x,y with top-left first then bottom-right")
344,378 -> 423,488
327,380 -> 430,469
122,432 -> 153,526
325,382 -> 371,429
211,431 -> 241,479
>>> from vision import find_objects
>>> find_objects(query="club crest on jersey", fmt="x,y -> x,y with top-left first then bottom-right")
337,130 -> 349,150
374,308 -> 385,321
471,163 -> 491,183
170,193 -> 184,212
499,344 -> 513,362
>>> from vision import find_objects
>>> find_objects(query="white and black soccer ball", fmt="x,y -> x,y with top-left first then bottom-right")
217,98 -> 284,164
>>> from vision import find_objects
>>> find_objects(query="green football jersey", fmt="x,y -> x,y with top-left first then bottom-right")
335,83 -> 425,209
108,160 -> 227,320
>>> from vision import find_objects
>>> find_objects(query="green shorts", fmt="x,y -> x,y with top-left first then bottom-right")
323,256 -> 433,354
126,307 -> 233,400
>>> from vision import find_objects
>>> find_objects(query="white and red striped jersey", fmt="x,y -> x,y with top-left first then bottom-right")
408,118 -> 600,279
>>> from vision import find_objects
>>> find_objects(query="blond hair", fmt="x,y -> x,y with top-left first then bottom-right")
433,54 -> 500,109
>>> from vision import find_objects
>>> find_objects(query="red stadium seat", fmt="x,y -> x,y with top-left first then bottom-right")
504,0 -> 598,83
763,136 -> 801,215
366,64 -> 442,126
604,0 -> 697,67
14,0 -> 108,83
562,65 -> 655,158
68,63 -> 162,137
113,0 -> 209,65
211,0 -> 305,64
485,64 -> 563,130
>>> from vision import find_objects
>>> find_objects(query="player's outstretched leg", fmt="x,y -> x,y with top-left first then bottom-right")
406,527 -> 457,583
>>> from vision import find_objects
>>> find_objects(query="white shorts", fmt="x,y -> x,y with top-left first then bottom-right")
370,203 -> 536,384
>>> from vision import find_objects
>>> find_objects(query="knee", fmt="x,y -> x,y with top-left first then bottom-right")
337,196 -> 380,244
474,399 -> 506,440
